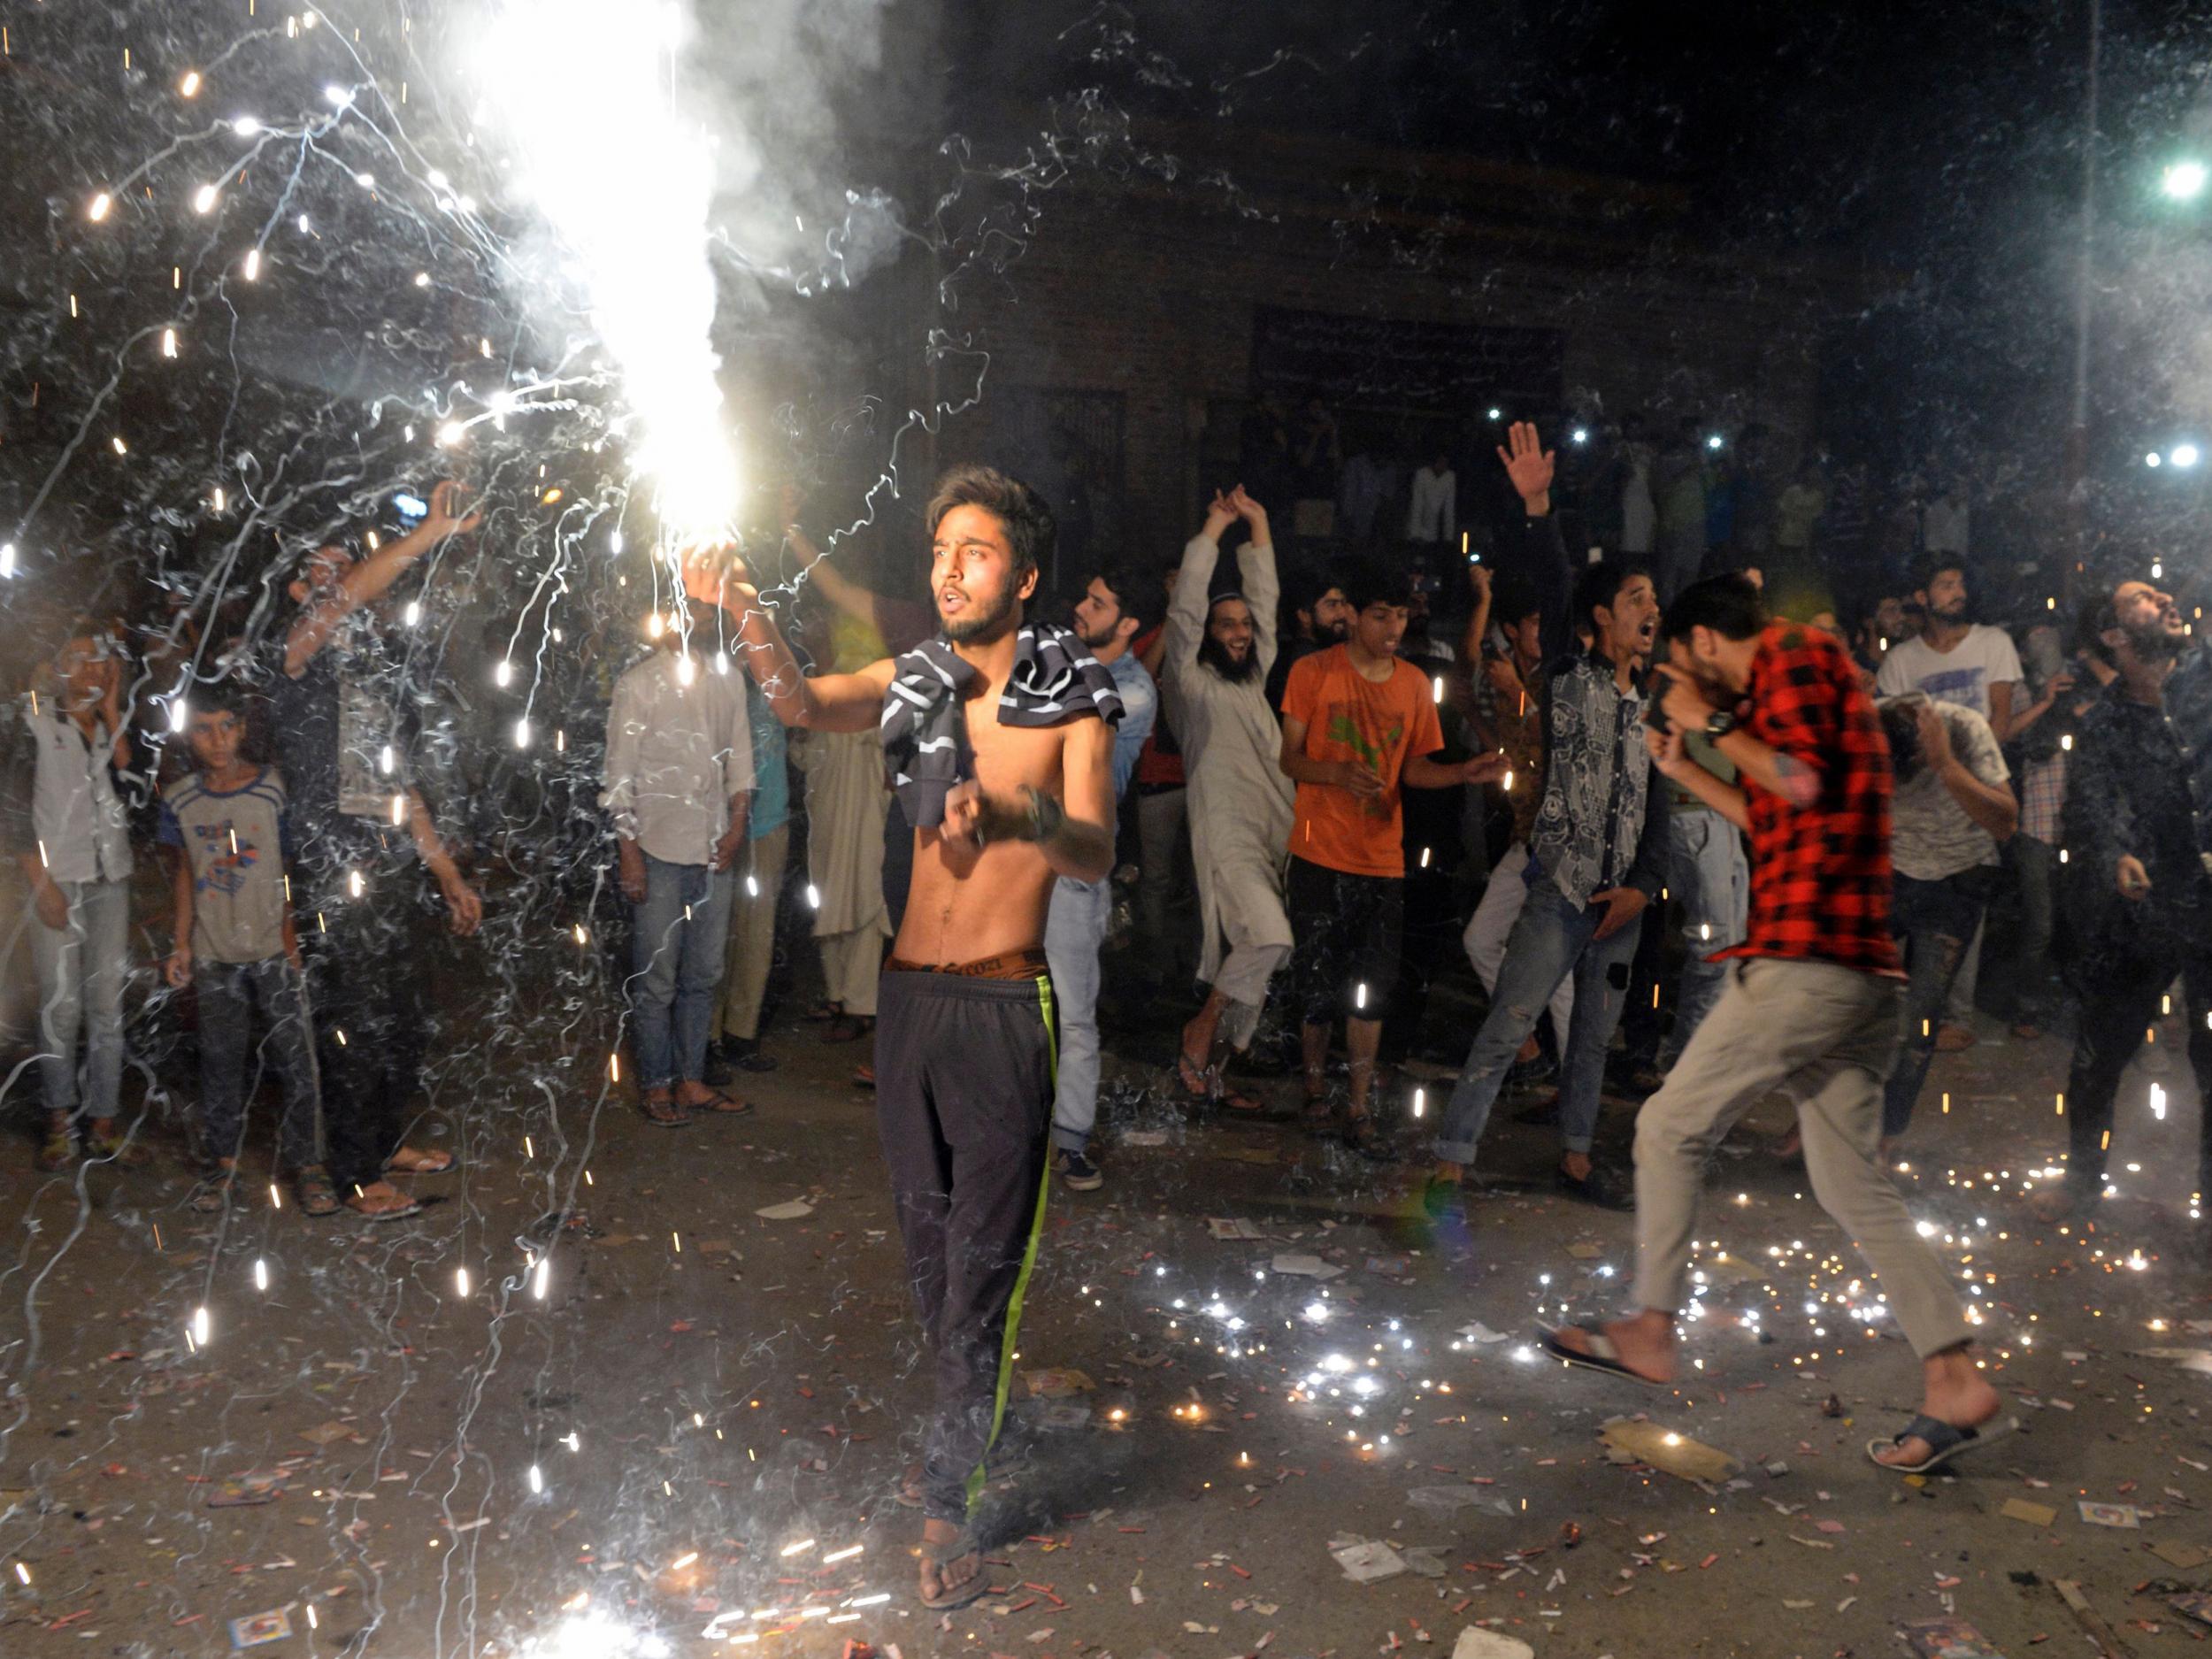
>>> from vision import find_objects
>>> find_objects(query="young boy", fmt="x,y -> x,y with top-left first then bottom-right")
160,684 -> 335,1214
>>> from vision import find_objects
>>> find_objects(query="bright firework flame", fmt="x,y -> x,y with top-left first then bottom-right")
477,0 -> 740,538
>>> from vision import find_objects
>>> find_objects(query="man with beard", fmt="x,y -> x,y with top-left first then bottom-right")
1876,557 -> 2023,1049
1265,564 -> 1353,712
2033,576 -> 2212,1221
1548,577 -> 2001,1478
703,465 -> 1119,1610
1425,559 -> 1666,1210
1042,564 -> 1160,1190
1165,487 -> 1298,1110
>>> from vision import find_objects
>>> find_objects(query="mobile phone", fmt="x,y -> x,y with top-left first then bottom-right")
392,490 -> 429,525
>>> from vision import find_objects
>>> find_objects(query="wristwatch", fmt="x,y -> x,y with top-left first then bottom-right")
1701,709 -> 1739,741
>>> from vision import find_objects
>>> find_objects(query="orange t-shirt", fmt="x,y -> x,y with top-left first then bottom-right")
1279,645 -> 1445,877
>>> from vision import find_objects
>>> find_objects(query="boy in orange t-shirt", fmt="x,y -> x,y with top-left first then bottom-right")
1278,556 -> 1505,1154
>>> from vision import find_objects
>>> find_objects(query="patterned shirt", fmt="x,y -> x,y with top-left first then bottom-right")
1719,622 -> 1901,976
1526,648 -> 1667,907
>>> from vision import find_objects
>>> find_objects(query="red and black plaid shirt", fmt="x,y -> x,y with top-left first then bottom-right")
1718,622 -> 1901,976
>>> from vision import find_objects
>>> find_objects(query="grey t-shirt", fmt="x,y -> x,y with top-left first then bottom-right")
1885,699 -> 2008,882
158,767 -> 294,963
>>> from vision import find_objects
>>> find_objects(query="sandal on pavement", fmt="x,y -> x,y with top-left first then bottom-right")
803,1001 -> 843,1023
190,1166 -> 236,1214
819,1014 -> 872,1045
38,1125 -> 75,1173
1340,1110 -> 1393,1163
918,1526 -> 995,1611
853,1064 -> 877,1090
694,1088 -> 753,1117
1175,1051 -> 1265,1116
1866,1414 -> 2017,1476
293,1165 -> 341,1217
85,1124 -> 150,1167
1538,1325 -> 1664,1388
641,1096 -> 694,1128
385,1147 -> 457,1175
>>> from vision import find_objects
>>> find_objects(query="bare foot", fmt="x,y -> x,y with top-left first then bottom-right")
1871,1348 -> 2002,1467
918,1516 -> 983,1607
386,1144 -> 454,1173
1555,1310 -> 1676,1384
347,1179 -> 419,1218
1770,1127 -> 1803,1161
1562,1149 -> 1594,1182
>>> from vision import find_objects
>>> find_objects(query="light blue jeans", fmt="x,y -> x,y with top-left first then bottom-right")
1660,807 -> 1748,1068
1043,874 -> 1110,1152
1433,872 -> 1644,1163
31,876 -> 131,1123
628,856 -> 734,1091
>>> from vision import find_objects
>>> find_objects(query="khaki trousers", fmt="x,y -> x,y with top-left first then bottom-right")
1632,956 -> 1972,1358
715,825 -> 789,1044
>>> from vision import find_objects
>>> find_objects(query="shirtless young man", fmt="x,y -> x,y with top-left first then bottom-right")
697,465 -> 1118,1609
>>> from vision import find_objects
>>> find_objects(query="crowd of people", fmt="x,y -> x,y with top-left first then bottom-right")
4,418 -> 2209,1606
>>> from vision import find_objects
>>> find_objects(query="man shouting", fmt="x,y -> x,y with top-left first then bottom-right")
703,466 -> 1119,1609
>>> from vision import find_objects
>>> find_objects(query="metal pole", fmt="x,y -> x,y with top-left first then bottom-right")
2066,0 -> 2101,603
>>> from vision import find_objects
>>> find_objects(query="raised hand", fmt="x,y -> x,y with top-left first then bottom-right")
424,480 -> 483,538
1228,484 -> 1269,526
1202,490 -> 1239,541
1495,421 -> 1554,512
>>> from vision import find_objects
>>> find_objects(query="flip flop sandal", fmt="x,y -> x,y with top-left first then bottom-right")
85,1128 -> 150,1167
385,1149 -> 457,1174
1341,1113 -> 1394,1163
37,1129 -> 76,1173
853,1064 -> 877,1090
1538,1325 -> 1665,1388
1865,1414 -> 2017,1475
918,1527 -> 995,1610
641,1099 -> 695,1128
1175,1051 -> 1268,1115
819,1015 -> 872,1045
696,1089 -> 753,1116
293,1166 -> 342,1217
190,1173 -> 234,1214
802,1002 -> 843,1023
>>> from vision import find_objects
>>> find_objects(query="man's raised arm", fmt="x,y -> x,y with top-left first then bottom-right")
284,481 -> 479,678
686,551 -> 889,733
1164,492 -> 1239,687
1230,487 -> 1281,678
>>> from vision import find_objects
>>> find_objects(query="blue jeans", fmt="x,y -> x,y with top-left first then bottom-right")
197,956 -> 322,1171
1880,869 -> 1989,1139
31,876 -> 131,1123
1043,874 -> 1110,1152
629,856 -> 734,1091
1660,808 -> 1748,1067
1433,872 -> 1645,1162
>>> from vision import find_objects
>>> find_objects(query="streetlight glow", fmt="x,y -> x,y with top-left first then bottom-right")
2171,442 -> 2200,469
2163,159 -> 2209,202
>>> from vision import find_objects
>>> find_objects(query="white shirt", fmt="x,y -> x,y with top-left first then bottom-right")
601,649 -> 754,865
1886,700 -> 2008,881
1876,625 -> 2022,724
26,710 -> 133,884
1406,466 -> 1456,545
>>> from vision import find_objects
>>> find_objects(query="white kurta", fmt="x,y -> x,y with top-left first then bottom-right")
1162,533 -> 1295,1014
799,726 -> 892,943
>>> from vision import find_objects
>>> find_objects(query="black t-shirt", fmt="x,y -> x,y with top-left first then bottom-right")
263,627 -> 416,877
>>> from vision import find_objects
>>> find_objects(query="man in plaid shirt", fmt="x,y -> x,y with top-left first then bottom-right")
1545,576 -> 2003,1478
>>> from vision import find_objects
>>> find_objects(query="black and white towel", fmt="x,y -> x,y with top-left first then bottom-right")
879,623 -> 1124,828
